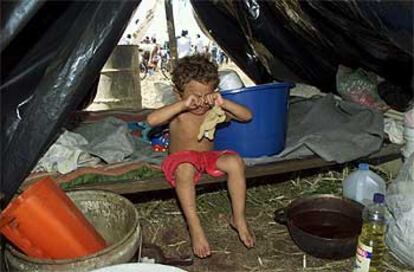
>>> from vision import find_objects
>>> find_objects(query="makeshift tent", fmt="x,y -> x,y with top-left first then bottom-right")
1,0 -> 413,204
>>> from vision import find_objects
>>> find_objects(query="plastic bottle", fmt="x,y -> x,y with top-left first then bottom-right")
343,163 -> 386,206
353,193 -> 387,272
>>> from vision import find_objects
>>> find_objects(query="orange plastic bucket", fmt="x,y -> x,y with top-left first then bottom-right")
0,177 -> 107,259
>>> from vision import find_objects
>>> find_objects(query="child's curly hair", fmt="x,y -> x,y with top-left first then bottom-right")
172,54 -> 219,92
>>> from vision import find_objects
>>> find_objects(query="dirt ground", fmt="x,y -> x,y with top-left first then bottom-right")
132,165 -> 410,272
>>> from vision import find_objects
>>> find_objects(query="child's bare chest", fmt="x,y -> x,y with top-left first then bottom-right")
169,114 -> 213,152
171,114 -> 203,138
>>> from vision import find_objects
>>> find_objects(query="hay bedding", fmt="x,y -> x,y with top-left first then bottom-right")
134,166 -> 410,272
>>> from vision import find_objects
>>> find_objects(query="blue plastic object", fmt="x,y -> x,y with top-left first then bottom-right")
214,82 -> 292,158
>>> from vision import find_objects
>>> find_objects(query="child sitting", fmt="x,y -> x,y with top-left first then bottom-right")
146,55 -> 255,258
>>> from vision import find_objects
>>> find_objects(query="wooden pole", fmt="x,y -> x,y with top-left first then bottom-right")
165,0 -> 177,68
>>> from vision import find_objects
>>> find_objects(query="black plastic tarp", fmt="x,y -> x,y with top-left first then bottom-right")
191,0 -> 413,93
1,0 -> 140,203
1,0 -> 413,204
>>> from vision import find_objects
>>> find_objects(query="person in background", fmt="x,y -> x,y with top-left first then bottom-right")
195,34 -> 207,55
119,34 -> 132,45
148,37 -> 161,75
140,38 -> 151,73
177,30 -> 192,58
219,49 -> 229,65
209,42 -> 218,64
146,55 -> 255,258
160,42 -> 169,59
142,36 -> 151,44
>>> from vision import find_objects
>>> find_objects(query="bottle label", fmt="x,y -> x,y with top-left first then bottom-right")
353,239 -> 373,272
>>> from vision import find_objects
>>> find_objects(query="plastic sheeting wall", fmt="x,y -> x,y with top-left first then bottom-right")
191,0 -> 413,94
1,0 -> 140,203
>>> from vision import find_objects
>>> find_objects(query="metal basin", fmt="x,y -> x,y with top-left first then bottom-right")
274,194 -> 363,259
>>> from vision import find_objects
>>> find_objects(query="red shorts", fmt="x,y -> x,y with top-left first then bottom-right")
161,150 -> 237,187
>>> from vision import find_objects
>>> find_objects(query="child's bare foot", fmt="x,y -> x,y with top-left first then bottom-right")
230,217 -> 255,248
189,225 -> 211,258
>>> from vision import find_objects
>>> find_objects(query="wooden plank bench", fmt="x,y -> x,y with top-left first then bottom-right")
72,143 -> 402,194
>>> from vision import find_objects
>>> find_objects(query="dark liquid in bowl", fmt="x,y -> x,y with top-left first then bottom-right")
292,211 -> 362,239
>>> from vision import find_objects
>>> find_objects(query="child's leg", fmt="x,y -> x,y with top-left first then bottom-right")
216,154 -> 255,248
174,163 -> 211,258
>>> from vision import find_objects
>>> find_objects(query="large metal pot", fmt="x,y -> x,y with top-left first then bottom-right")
274,194 -> 363,260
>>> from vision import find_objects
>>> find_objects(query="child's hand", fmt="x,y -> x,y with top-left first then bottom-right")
214,93 -> 224,106
204,92 -> 224,107
183,95 -> 202,110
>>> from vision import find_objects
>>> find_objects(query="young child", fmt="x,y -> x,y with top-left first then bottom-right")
146,55 -> 255,258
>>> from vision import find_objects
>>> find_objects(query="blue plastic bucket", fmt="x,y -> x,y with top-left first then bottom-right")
214,83 -> 292,158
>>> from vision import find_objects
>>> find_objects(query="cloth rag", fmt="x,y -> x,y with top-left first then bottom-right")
33,130 -> 100,174
198,106 -> 226,141
34,117 -> 166,174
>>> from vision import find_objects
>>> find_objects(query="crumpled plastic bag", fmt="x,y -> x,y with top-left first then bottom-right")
384,118 -> 404,145
219,69 -> 245,91
336,65 -> 389,112
385,152 -> 414,268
